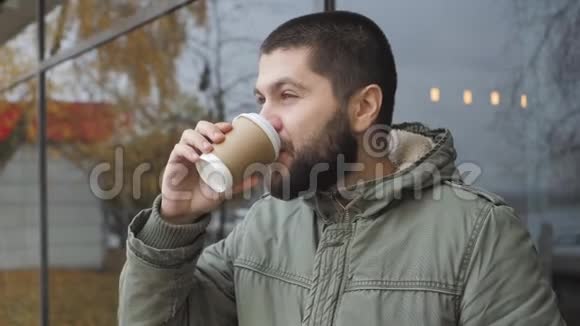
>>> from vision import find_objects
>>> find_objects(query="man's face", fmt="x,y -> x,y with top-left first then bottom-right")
255,47 -> 358,199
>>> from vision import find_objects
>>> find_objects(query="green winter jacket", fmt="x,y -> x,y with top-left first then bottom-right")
118,122 -> 566,326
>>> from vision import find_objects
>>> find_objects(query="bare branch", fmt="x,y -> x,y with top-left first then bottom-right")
48,1 -> 70,56
222,72 -> 256,94
551,143 -> 580,159
525,4 -> 570,72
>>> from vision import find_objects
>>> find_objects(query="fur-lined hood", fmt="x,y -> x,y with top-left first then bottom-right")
304,122 -> 461,222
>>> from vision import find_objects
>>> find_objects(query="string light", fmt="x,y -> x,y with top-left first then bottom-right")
425,88 -> 528,110
430,88 -> 440,103
520,94 -> 528,109
490,91 -> 501,106
463,90 -> 473,105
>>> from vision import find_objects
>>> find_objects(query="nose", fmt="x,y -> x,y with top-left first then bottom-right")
263,114 -> 283,132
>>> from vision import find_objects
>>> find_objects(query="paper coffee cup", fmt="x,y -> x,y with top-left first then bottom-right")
195,113 -> 281,193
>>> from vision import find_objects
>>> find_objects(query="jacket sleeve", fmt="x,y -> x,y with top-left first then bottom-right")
459,204 -> 567,326
118,195 -> 242,326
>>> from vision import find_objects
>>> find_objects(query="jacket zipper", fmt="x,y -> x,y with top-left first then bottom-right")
327,190 -> 353,325
331,191 -> 350,223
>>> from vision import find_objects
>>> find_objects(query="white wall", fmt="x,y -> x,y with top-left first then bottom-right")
0,145 -> 105,269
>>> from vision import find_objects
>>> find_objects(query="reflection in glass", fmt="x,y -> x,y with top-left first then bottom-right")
0,3 -> 37,89
430,87 -> 440,103
520,94 -> 527,109
44,0 -> 195,57
41,0 -> 313,323
337,1 -> 580,323
0,80 -> 40,325
463,90 -> 473,105
490,90 -> 500,106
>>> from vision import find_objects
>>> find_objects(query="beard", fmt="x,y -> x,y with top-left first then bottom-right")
267,110 -> 358,200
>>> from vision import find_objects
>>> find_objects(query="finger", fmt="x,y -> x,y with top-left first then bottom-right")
162,163 -> 195,201
215,122 -> 233,133
180,129 -> 213,153
168,143 -> 199,164
195,120 -> 228,144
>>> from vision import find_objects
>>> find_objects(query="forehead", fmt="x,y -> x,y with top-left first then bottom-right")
256,47 -> 317,90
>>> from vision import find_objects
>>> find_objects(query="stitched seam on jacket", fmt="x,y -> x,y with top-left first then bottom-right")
344,285 -> 459,296
168,273 -> 179,324
236,257 -> 312,283
331,224 -> 355,325
234,259 -> 311,289
348,280 -> 460,293
457,203 -> 492,283
455,203 -> 493,319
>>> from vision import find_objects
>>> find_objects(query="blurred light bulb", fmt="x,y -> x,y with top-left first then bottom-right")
520,94 -> 528,109
463,90 -> 473,105
430,88 -> 440,103
490,91 -> 501,106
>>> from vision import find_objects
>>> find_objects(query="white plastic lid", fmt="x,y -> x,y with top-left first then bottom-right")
234,113 -> 281,159
195,153 -> 233,193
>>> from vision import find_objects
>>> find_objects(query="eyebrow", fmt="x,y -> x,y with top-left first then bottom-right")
254,77 -> 308,96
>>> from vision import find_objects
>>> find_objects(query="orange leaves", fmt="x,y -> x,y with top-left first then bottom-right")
0,103 -> 23,142
1,101 -> 123,144
36,101 -> 119,143
0,47 -> 34,90
67,0 -> 190,102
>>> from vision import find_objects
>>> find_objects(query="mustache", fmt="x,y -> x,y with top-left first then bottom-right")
280,139 -> 294,154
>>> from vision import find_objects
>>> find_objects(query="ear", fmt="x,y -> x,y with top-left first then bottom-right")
348,84 -> 383,133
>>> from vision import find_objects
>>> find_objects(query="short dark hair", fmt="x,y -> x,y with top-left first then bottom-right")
261,11 -> 397,126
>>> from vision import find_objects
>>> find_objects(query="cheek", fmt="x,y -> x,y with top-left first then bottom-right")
281,99 -> 333,149
281,120 -> 311,155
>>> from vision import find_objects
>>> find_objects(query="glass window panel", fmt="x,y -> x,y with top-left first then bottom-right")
44,0 -> 314,323
0,1 -> 38,89
0,80 -> 40,325
338,2 -> 580,323
44,0 -> 151,58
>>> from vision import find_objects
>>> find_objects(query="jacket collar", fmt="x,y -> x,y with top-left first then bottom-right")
302,122 -> 462,223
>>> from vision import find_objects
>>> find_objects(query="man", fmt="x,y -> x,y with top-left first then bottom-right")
119,11 -> 566,325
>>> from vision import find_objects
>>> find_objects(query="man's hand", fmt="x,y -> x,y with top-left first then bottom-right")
160,120 -> 260,224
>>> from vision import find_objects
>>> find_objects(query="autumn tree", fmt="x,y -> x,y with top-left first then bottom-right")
0,42 -> 37,170
1,0 -> 271,244
51,0 -> 272,244
41,1 -> 212,246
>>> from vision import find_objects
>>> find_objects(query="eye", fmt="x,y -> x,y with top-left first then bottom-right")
256,96 -> 265,105
281,92 -> 297,100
